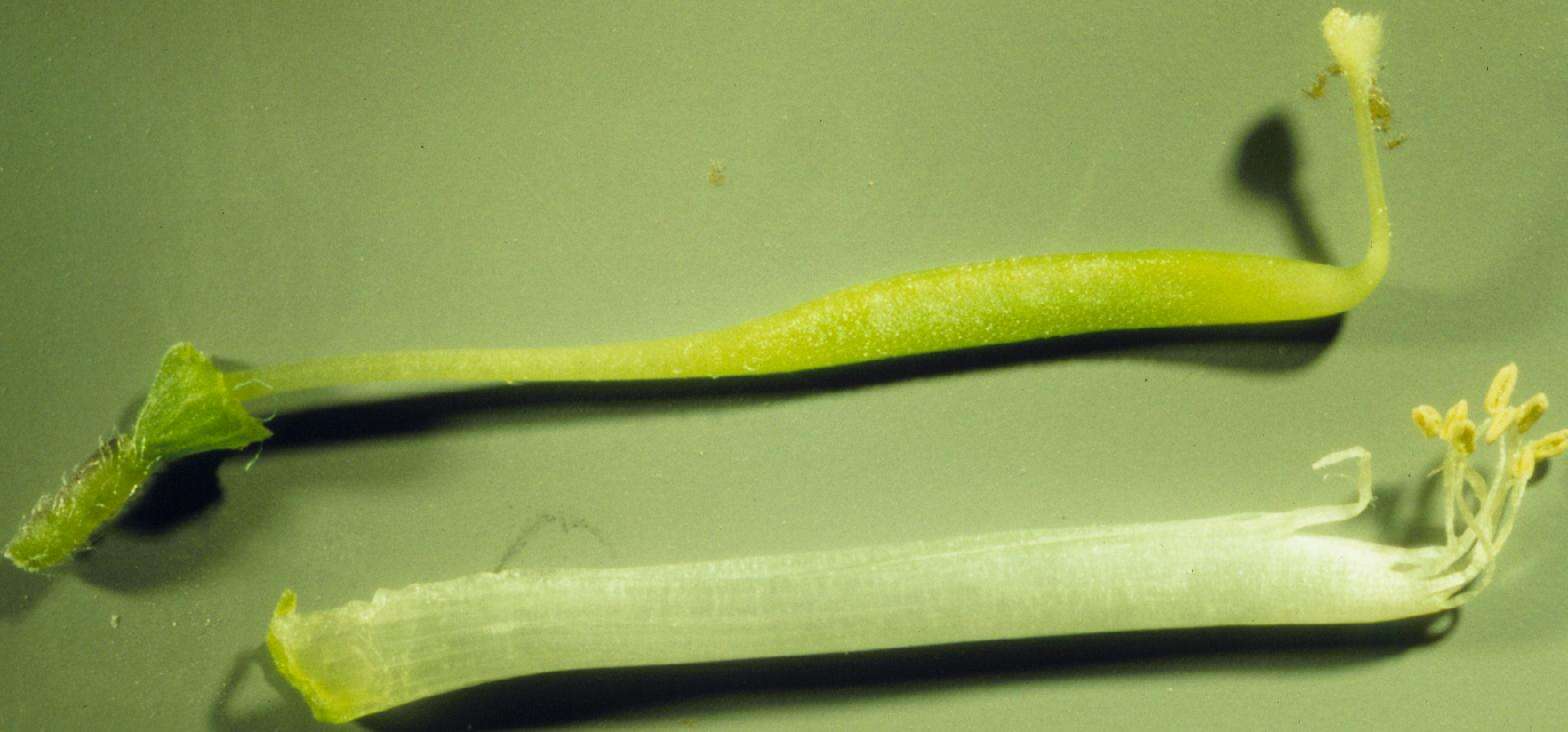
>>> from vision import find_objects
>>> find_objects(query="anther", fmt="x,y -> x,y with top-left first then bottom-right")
1443,400 -> 1469,433
1448,419 -> 1477,455
1485,363 -> 1518,415
1512,451 -> 1537,483
1516,393 -> 1548,433
1529,429 -> 1568,462
1412,405 -> 1442,438
1484,406 -> 1518,445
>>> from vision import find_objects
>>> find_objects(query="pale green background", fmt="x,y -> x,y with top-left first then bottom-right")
2,2 -> 1565,729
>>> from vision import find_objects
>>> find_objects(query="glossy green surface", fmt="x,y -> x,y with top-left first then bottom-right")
2,2 -> 1565,729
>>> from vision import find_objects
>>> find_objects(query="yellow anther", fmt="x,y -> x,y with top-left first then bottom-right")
1411,405 -> 1443,438
1484,406 -> 1518,445
1443,400 -> 1469,433
1484,363 -> 1518,415
1512,450 -> 1537,483
1448,419 -> 1477,455
1516,393 -> 1548,433
1530,429 -> 1568,461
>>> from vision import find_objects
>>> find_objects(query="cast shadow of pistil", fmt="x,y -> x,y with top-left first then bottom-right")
1235,112 -> 1332,264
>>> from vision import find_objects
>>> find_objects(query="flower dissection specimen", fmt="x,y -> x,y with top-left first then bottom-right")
7,8 -> 1394,572
269,361 -> 1565,724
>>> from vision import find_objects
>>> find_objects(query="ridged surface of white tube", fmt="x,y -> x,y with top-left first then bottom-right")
269,509 -> 1447,722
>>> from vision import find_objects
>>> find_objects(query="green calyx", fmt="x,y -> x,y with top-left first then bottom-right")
5,343 -> 269,572
133,343 -> 272,460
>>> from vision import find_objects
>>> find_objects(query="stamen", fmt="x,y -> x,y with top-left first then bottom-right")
1516,393 -> 1548,432
1453,469 -> 1488,555
1485,363 -> 1518,415
1484,406 -> 1518,445
1512,450 -> 1536,483
1529,430 -> 1568,461
1448,419 -> 1477,455
1412,405 -> 1443,438
1419,364 -> 1562,603
1494,473 -> 1531,548
1442,400 -> 1469,434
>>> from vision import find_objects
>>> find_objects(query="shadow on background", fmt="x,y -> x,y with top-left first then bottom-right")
71,108 -> 1341,595
0,559 -> 52,622
208,647 -> 317,732
69,453 -> 241,593
344,613 -> 1450,730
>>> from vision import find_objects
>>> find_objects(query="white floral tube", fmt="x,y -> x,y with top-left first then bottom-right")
268,364 -> 1566,722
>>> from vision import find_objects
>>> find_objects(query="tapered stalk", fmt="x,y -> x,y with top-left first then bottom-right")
228,246 -> 1386,402
229,13 -> 1391,403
